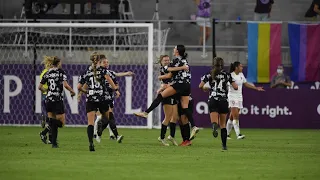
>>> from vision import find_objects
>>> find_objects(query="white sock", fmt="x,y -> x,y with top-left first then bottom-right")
232,120 -> 241,137
226,119 -> 233,135
108,125 -> 114,137
94,115 -> 102,136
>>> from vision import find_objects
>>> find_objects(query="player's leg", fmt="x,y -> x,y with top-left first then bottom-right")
86,102 -> 97,151
189,99 -> 200,140
226,111 -> 233,139
179,114 -> 191,146
219,100 -> 229,151
134,86 -> 176,118
100,103 -> 123,143
39,108 -> 52,144
158,103 -> 172,146
209,99 -> 219,138
107,102 -> 116,140
231,105 -> 245,139
167,103 -> 178,146
93,111 -> 102,138
53,113 -> 65,148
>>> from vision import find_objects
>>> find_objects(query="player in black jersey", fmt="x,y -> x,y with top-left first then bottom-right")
199,57 -> 238,150
156,55 -> 179,146
78,52 -> 121,151
135,45 -> 195,146
38,56 -> 75,148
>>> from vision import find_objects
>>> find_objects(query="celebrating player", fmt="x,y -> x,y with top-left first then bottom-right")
157,55 -> 179,146
38,56 -> 75,148
199,57 -> 238,150
134,45 -> 195,146
226,61 -> 264,140
77,52 -> 121,151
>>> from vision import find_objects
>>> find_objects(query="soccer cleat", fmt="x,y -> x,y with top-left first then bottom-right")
212,124 -> 219,138
189,126 -> 200,140
158,137 -> 169,146
89,144 -> 95,152
110,135 -> 116,140
47,140 -> 52,144
117,135 -> 124,143
227,135 -> 232,140
52,144 -> 59,148
39,132 -> 47,144
95,135 -> 101,143
180,140 -> 192,146
94,118 -> 100,137
133,112 -> 148,118
167,135 -> 178,146
222,145 -> 228,151
97,120 -> 103,136
237,134 -> 245,139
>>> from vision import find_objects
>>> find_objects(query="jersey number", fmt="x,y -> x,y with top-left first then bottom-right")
89,77 -> 101,88
49,79 -> 56,90
214,80 -> 223,91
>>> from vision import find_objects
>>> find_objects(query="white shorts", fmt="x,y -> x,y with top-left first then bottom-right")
228,99 -> 243,109
196,17 -> 212,28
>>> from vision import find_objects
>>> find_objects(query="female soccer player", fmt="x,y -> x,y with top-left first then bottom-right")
157,55 -> 179,146
38,56 -> 75,148
78,52 -> 121,151
199,57 -> 238,150
134,45 -> 195,146
226,61 -> 264,140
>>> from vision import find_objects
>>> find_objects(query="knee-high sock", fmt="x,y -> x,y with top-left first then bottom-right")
169,122 -> 176,138
87,125 -> 94,145
94,115 -> 102,135
232,120 -> 240,136
226,119 -> 233,135
160,124 -> 167,139
221,128 -> 227,147
108,112 -> 115,136
182,108 -> 194,128
145,94 -> 163,113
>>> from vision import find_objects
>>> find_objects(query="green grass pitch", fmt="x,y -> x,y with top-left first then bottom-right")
0,127 -> 320,180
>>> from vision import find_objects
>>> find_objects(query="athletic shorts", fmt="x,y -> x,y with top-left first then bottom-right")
208,98 -> 229,114
171,83 -> 191,96
86,101 -> 109,113
178,99 -> 194,116
162,95 -> 177,105
45,101 -> 65,114
228,99 -> 243,109
106,100 -> 114,109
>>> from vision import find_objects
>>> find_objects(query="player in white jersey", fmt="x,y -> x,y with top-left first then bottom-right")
227,61 -> 264,139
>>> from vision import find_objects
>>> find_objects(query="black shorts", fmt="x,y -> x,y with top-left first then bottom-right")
178,99 -> 194,116
45,101 -> 65,114
171,83 -> 191,96
208,98 -> 229,114
86,101 -> 110,113
162,95 -> 177,105
106,100 -> 114,109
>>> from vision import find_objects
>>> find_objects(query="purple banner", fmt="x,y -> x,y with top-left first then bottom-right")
0,64 -> 148,126
1,65 -> 320,129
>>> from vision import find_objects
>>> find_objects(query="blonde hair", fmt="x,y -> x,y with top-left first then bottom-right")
90,52 -> 100,83
158,55 -> 169,66
42,56 -> 55,69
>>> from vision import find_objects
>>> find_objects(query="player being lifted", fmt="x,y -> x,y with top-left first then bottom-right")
226,61 -> 264,140
135,45 -> 197,146
199,57 -> 238,150
78,52 -> 122,152
157,55 -> 179,146
38,56 -> 75,148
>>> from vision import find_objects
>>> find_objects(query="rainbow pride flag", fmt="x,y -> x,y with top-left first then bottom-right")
247,22 -> 282,83
288,23 -> 320,82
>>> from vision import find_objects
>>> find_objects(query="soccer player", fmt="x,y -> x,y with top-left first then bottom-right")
157,55 -> 179,146
134,45 -> 195,146
77,52 -> 121,151
199,57 -> 238,150
38,56 -> 75,148
226,61 -> 264,140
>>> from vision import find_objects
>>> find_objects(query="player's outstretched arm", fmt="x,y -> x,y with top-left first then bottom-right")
167,65 -> 189,72
244,82 -> 264,91
63,81 -> 75,96
115,71 -> 134,77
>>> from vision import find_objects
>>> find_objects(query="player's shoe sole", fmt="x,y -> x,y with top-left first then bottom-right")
158,137 -> 169,146
189,126 -> 200,140
237,134 -> 245,139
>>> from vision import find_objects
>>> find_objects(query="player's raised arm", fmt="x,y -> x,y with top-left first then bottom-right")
115,71 -> 134,77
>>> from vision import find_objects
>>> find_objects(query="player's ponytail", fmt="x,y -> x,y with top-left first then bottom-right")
211,57 -> 224,79
42,56 -> 54,69
176,44 -> 187,59
52,56 -> 61,67
90,52 -> 100,83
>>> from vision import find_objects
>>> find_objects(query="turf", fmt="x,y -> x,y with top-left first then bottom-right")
0,127 -> 319,180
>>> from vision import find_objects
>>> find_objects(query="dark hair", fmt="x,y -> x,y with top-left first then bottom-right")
229,61 -> 241,73
99,54 -> 106,60
211,57 -> 224,78
176,45 -> 188,59
158,55 -> 169,66
52,56 -> 61,67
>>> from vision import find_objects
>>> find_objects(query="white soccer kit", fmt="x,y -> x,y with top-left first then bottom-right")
228,72 -> 247,108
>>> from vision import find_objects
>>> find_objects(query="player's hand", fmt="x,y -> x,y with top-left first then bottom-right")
256,87 -> 265,91
156,89 -> 162,94
70,91 -> 76,97
126,71 -> 134,76
202,87 -> 210,92
182,65 -> 189,71
115,90 -> 120,98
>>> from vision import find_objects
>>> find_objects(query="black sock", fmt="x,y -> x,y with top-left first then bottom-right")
108,119 -> 119,137
179,125 -> 186,141
169,122 -> 176,138
87,125 -> 94,145
184,123 -> 190,140
145,94 -> 163,113
212,122 -> 219,130
182,108 -> 195,128
160,124 -> 167,139
51,120 -> 58,145
221,128 -> 227,147
41,126 -> 50,135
